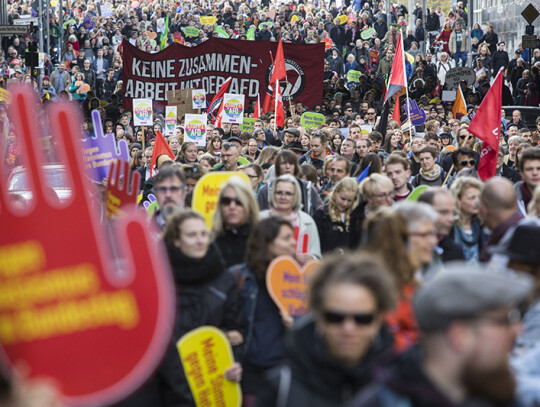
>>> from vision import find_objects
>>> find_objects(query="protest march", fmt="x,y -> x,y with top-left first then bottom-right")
1,0 -> 540,405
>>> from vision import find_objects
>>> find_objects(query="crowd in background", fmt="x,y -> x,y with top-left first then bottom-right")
2,0 -> 540,406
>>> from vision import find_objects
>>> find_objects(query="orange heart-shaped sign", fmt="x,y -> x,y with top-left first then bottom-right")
146,31 -> 157,40
79,83 -> 91,93
266,256 -> 319,316
75,80 -> 83,86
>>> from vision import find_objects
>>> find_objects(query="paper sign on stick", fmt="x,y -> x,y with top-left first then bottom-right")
101,3 -> 113,17
184,114 -> 207,146
222,94 -> 245,124
105,159 -> 140,219
266,256 -> 320,316
192,89 -> 206,109
200,16 -> 217,25
177,326 -> 242,407
193,173 -> 250,228
81,110 -> 130,183
165,106 -> 177,135
239,118 -> 257,133
300,112 -> 325,130
0,86 -> 175,406
133,98 -> 153,126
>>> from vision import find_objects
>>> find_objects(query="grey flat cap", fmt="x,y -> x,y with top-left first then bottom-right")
414,263 -> 533,333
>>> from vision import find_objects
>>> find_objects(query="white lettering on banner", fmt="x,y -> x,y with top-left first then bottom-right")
177,54 -> 252,77
132,59 -> 175,79
124,76 -> 260,101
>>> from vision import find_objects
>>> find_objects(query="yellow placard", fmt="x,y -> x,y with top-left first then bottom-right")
200,16 -> 217,25
177,326 -> 242,407
0,88 -> 12,104
192,173 -> 250,229
291,15 -> 298,22
334,15 -> 347,25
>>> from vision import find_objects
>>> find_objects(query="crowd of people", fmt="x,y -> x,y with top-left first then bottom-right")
2,0 -> 540,406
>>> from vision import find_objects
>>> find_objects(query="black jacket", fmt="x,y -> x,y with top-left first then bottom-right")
115,243 -> 246,407
350,345 -> 510,407
313,204 -> 355,253
258,317 -> 394,407
214,223 -> 252,268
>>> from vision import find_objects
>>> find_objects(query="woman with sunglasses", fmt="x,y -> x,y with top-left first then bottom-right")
230,217 -> 298,406
211,176 -> 260,268
258,252 -> 395,406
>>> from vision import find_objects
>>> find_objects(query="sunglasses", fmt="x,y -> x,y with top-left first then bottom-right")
459,159 -> 476,166
322,310 -> 376,325
220,196 -> 242,206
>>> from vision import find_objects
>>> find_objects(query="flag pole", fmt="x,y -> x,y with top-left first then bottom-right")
274,79 -> 278,133
400,32 -> 415,136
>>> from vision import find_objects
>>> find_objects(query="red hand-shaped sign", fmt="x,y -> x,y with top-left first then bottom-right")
0,87 -> 175,406
105,159 -> 140,219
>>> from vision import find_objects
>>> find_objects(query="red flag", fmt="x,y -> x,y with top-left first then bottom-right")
432,80 -> 441,97
253,95 -> 260,119
208,77 -> 232,116
214,102 -> 225,127
262,39 -> 287,114
393,96 -> 401,125
383,33 -> 407,105
275,80 -> 285,128
468,70 -> 503,181
150,130 -> 176,177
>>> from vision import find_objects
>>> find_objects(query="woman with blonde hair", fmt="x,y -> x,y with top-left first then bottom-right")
313,177 -> 360,253
211,176 -> 260,268
450,176 -> 485,263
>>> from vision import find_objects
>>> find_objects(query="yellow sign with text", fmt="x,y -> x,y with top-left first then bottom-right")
0,88 -> 12,104
177,326 -> 241,407
192,173 -> 250,229
200,16 -> 217,25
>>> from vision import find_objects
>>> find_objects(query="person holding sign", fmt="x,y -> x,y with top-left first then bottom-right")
132,210 -> 245,406
229,217 -> 297,405
258,252 -> 395,406
260,174 -> 321,261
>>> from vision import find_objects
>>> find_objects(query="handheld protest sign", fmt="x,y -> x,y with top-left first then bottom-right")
406,185 -> 429,201
185,114 -> 208,147
300,112 -> 325,130
146,30 -> 157,40
178,326 -> 242,407
360,27 -> 376,40
239,118 -> 257,133
192,89 -> 206,109
81,110 -> 130,183
183,26 -> 200,37
258,21 -> 273,29
266,256 -> 320,317
133,98 -> 153,126
105,159 -> 140,219
405,99 -> 427,126
346,70 -> 363,83
164,106 -> 177,135
192,173 -> 250,229
0,87 -> 176,406
222,94 -> 245,124
445,67 -> 476,89
200,16 -> 217,25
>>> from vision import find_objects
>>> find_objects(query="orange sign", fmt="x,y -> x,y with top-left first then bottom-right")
265,256 -> 319,316
146,30 -> 157,40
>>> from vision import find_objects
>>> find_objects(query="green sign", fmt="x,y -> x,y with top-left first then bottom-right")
258,21 -> 273,30
247,26 -> 255,40
346,70 -> 363,82
63,19 -> 76,29
300,112 -> 325,130
214,26 -> 229,38
240,118 -> 257,133
406,185 -> 429,201
360,27 -> 376,40
183,26 -> 199,37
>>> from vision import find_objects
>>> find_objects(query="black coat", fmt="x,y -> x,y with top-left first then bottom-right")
492,50 -> 509,74
214,223 -> 252,268
258,317 -> 394,407
313,204 -> 351,253
114,243 -> 246,407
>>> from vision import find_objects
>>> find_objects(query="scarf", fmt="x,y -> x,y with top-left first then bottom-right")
420,164 -> 442,181
520,181 -> 534,210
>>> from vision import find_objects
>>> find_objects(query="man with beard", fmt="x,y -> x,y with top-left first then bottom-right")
351,263 -> 533,407
153,165 -> 187,230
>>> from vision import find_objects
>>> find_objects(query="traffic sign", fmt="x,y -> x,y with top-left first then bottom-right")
13,17 -> 39,26
522,4 -> 540,24
0,25 -> 30,35
522,34 -> 538,49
